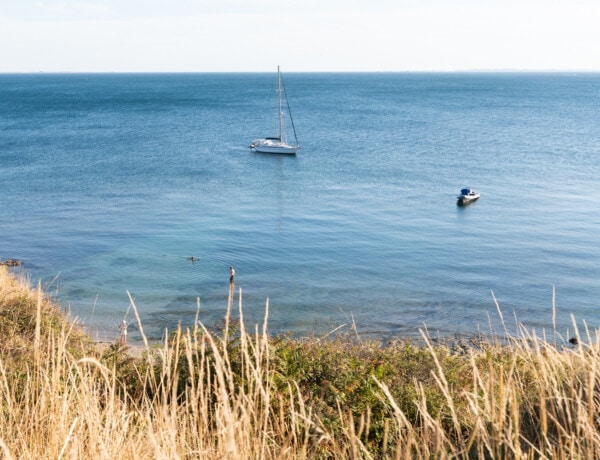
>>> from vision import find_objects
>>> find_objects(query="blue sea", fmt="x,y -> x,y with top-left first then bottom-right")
1,72 -> 600,343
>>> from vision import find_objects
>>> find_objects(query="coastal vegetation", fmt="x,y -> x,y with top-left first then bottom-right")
1,267 -> 599,458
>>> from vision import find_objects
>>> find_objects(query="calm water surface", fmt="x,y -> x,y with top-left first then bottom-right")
1,72 -> 599,342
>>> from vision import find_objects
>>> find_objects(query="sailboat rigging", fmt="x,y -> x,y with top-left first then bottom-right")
249,66 -> 300,155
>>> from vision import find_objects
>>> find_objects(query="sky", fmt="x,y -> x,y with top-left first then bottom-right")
1,0 -> 600,72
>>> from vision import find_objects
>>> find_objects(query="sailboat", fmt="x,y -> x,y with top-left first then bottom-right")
250,66 -> 300,155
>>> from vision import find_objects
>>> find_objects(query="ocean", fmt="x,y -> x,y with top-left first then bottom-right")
1,72 -> 599,343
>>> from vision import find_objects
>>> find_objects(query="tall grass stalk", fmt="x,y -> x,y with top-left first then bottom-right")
2,268 -> 600,458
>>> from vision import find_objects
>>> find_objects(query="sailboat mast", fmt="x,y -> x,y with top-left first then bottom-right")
277,66 -> 284,142
282,75 -> 299,147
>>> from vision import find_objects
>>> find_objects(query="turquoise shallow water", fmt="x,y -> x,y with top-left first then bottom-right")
1,72 -> 600,342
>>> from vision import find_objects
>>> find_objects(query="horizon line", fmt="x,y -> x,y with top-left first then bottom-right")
2,68 -> 600,75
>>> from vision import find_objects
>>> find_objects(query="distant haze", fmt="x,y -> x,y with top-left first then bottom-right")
1,0 -> 600,73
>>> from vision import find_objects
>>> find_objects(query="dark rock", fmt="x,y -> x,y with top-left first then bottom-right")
0,259 -> 21,267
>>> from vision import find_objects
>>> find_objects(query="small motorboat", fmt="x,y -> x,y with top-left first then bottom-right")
457,188 -> 480,206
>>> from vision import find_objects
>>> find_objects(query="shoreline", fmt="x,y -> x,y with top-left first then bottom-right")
3,264 -> 579,355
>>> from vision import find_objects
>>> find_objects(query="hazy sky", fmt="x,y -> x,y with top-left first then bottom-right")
2,0 -> 600,72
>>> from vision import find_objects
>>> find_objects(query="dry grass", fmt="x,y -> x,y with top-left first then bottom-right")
1,267 -> 600,459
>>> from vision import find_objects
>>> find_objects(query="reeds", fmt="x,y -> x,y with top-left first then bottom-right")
1,267 -> 600,458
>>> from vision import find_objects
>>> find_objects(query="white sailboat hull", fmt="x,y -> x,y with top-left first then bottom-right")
255,146 -> 298,155
252,140 -> 299,155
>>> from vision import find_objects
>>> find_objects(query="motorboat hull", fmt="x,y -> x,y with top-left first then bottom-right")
457,195 -> 480,206
457,188 -> 480,206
